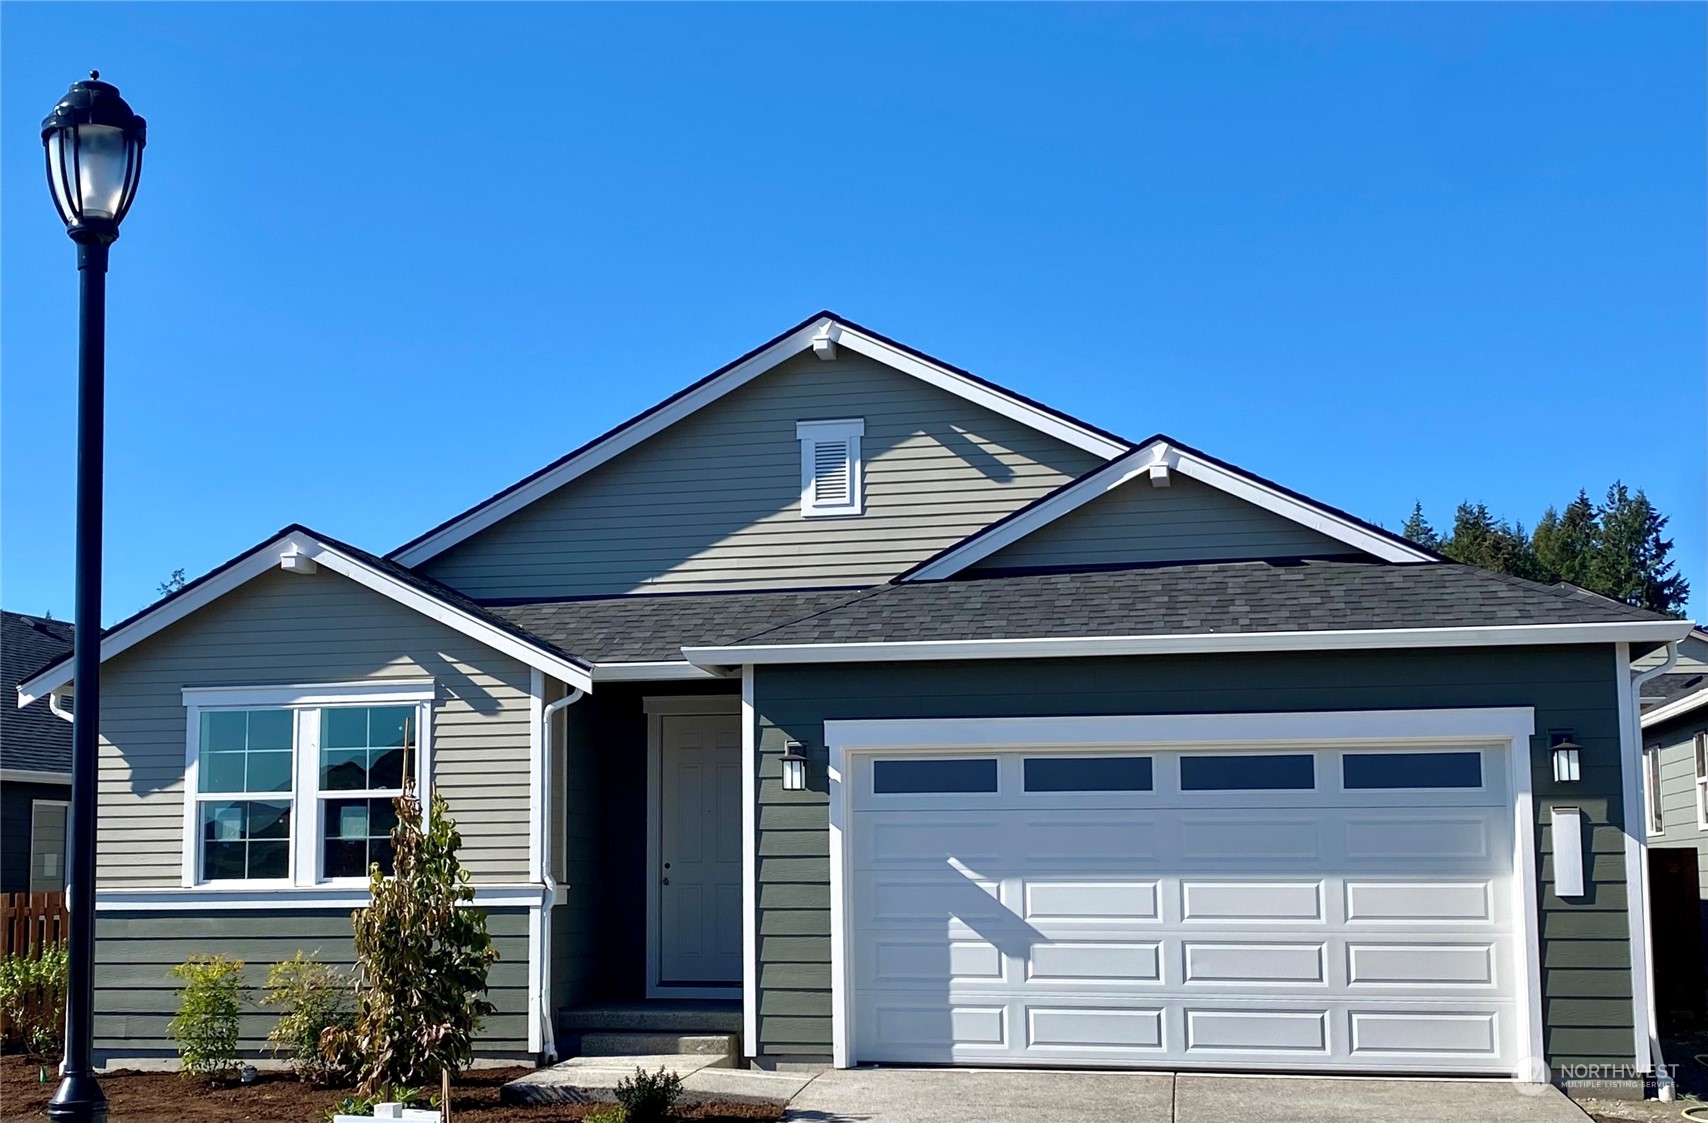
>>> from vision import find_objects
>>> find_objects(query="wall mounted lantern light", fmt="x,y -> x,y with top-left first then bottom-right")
1550,733 -> 1582,784
781,741 -> 809,791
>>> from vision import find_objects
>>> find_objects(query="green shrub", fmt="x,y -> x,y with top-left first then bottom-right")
166,954 -> 247,1081
329,785 -> 498,1096
614,1065 -> 682,1123
0,947 -> 68,1056
261,951 -> 358,1085
585,1106 -> 627,1123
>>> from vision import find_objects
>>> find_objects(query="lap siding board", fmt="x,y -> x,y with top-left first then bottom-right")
751,646 -> 1632,1069
93,908 -> 531,1059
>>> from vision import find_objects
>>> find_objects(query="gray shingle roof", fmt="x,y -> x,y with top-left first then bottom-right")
709,561 -> 1673,648
487,589 -> 876,663
1649,671 -> 1707,708
3,610 -> 74,774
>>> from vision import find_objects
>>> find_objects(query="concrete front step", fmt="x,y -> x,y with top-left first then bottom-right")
577,1032 -> 737,1061
503,1053 -> 817,1108
558,1000 -> 742,1035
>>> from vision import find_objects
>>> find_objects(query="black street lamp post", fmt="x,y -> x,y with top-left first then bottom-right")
41,71 -> 146,1123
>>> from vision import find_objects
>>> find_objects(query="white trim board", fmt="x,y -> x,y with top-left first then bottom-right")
686,620 -> 1694,668
16,529 -> 594,707
902,437 -> 1435,580
1640,684 -> 1708,727
822,707 -> 1543,1074
388,314 -> 1129,566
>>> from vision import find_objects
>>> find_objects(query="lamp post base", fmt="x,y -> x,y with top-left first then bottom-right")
46,1071 -> 108,1123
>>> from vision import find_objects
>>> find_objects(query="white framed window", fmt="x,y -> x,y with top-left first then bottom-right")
181,681 -> 433,888
28,800 -> 68,893
1695,732 -> 1707,831
797,418 -> 864,517
1643,744 -> 1664,836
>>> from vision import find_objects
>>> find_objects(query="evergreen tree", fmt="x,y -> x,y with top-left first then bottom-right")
1531,490 -> 1598,587
1592,483 -> 1690,617
1400,501 -> 1439,550
1440,502 -> 1541,581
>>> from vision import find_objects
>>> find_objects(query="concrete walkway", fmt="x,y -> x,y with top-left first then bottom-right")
782,1068 -> 1593,1123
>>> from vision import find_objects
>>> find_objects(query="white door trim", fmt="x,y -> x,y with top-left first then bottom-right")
646,699 -> 743,1000
825,707 -> 1542,1073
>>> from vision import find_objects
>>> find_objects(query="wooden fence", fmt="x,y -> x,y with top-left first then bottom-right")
2,891 -> 68,959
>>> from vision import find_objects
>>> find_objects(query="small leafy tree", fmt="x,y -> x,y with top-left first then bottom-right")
157,568 -> 187,597
167,954 -> 247,1081
261,951 -> 358,1085
0,947 -> 68,1056
328,784 -> 498,1096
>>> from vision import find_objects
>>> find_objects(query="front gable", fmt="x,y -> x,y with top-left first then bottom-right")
415,339 -> 1111,599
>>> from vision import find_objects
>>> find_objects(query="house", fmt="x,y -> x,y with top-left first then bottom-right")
2,610 -> 74,894
1637,629 -> 1708,1016
14,312 -> 1694,1088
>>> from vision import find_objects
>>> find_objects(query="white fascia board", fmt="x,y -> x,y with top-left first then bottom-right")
592,661 -> 720,682
824,706 -> 1537,753
904,439 -> 1431,582
830,327 -> 1128,460
1641,684 -> 1708,728
685,619 -> 1696,667
304,542 -> 593,693
390,317 -> 1129,567
17,531 -> 594,705
1,768 -> 73,785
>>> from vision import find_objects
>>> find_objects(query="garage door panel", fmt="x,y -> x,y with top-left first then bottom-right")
1181,880 -> 1324,922
1026,941 -> 1163,984
1183,942 -> 1327,984
1344,880 -> 1497,923
849,744 -> 1522,1073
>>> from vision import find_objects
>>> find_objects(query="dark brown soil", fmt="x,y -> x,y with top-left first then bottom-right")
0,1055 -> 783,1123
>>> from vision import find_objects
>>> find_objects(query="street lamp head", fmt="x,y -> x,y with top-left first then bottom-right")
42,71 -> 146,244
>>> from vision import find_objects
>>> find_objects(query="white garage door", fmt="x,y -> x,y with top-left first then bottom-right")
847,743 -> 1521,1073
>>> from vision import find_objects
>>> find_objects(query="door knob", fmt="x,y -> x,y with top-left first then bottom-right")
662,877 -> 671,886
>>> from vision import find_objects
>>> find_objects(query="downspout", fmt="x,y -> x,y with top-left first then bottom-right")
1627,642 -> 1677,1092
537,685 -> 584,1063
49,691 -> 75,724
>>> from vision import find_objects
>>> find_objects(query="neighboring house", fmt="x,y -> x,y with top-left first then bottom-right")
2,610 -> 74,894
1639,630 -> 1708,947
13,312 -> 1695,1088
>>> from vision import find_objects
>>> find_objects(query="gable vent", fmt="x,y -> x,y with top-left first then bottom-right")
797,418 -> 865,518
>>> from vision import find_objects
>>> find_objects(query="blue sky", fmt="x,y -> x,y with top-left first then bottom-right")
4,3 -> 1703,623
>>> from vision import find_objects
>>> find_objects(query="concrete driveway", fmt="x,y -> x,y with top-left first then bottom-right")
782,1067 -> 1592,1123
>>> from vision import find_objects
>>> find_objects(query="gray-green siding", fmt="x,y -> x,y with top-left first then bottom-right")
751,646 -> 1635,1069
1645,708 -> 1708,904
421,352 -> 1105,599
94,907 -> 530,1059
971,473 -> 1363,572
95,566 -> 535,887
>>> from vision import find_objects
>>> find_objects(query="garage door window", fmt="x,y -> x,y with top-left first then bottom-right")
1023,755 -> 1153,792
1342,750 -> 1482,790
1180,753 -> 1314,791
873,758 -> 998,794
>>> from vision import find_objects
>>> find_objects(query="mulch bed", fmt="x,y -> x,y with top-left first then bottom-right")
0,1055 -> 783,1123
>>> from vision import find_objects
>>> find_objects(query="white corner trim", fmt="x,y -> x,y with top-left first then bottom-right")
823,706 -> 1540,1072
593,661 -> 720,682
685,620 -> 1695,668
388,316 -> 1129,566
740,665 -> 758,1058
1617,643 -> 1659,1070
181,680 -> 435,708
1,768 -> 73,786
1640,684 -> 1708,727
16,530 -> 594,706
93,883 -> 553,912
903,438 -> 1432,581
